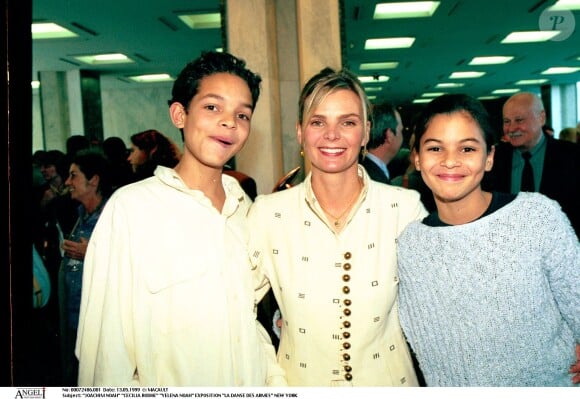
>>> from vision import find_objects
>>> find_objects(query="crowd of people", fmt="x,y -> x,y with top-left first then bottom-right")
30,50 -> 579,388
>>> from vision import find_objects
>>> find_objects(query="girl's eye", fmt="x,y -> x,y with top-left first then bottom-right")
237,113 -> 250,121
463,147 -> 476,153
205,104 -> 218,111
426,146 -> 441,152
310,120 -> 323,127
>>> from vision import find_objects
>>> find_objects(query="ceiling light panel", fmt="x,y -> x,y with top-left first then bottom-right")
469,56 -> 514,65
501,31 -> 561,43
374,2 -> 440,19
177,12 -> 221,30
365,37 -> 415,50
73,53 -> 134,65
32,22 -> 78,39
359,62 -> 399,70
359,75 -> 390,83
541,67 -> 580,74
128,74 -> 174,83
492,88 -> 520,94
515,79 -> 549,85
548,0 -> 580,10
449,71 -> 486,79
436,83 -> 465,88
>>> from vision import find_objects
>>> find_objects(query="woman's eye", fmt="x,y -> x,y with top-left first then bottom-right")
426,147 -> 440,152
237,113 -> 250,121
310,120 -> 323,127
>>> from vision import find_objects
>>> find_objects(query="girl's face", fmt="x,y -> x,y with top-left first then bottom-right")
415,111 -> 494,206
297,89 -> 369,176
127,145 -> 147,172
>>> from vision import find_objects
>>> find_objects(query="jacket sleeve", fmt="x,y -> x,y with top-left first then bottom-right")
248,197 -> 288,386
75,197 -> 139,386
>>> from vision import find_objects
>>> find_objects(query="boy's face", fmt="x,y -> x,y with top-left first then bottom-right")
171,72 -> 254,170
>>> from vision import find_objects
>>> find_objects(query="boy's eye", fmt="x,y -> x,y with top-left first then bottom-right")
238,113 -> 250,121
426,146 -> 441,152
205,104 -> 218,111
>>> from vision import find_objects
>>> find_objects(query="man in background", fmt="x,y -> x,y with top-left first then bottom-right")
360,101 -> 404,184
482,92 -> 579,237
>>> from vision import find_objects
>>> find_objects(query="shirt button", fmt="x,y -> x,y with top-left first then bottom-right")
343,331 -> 351,339
343,353 -> 350,361
342,274 -> 350,282
343,308 -> 351,316
343,321 -> 351,328
342,286 -> 350,294
343,263 -> 351,271
345,373 -> 353,381
344,252 -> 352,260
343,342 -> 351,349
344,299 -> 352,306
344,365 -> 352,372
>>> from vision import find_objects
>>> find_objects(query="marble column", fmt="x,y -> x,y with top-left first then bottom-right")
225,0 -> 342,193
38,69 -> 103,151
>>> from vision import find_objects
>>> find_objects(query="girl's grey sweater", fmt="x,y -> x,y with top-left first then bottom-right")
397,192 -> 579,386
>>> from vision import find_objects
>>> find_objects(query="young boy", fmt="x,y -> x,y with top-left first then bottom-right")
75,51 -> 284,386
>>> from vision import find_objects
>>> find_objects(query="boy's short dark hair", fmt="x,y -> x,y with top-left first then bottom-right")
168,51 -> 262,111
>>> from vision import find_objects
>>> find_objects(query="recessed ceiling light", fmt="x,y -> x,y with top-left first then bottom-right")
364,37 -> 415,50
177,12 -> 221,30
73,53 -> 134,65
421,92 -> 445,97
500,31 -> 561,43
515,79 -> 549,85
359,75 -> 390,83
32,22 -> 78,39
492,88 -> 520,94
436,83 -> 465,88
541,67 -> 580,74
374,1 -> 440,19
359,62 -> 399,70
548,0 -> 580,10
469,56 -> 514,65
128,74 -> 174,83
449,71 -> 486,79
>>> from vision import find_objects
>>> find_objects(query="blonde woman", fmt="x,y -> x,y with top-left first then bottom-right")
248,68 -> 427,386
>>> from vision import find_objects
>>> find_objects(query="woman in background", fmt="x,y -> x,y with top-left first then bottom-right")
127,129 -> 181,181
59,149 -> 112,385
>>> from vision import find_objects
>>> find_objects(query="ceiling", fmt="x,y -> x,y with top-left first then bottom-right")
33,0 -> 580,105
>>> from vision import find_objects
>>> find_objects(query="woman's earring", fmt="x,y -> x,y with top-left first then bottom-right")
361,147 -> 368,161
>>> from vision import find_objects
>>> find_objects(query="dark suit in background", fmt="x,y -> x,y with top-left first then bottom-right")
483,134 -> 580,237
360,156 -> 390,184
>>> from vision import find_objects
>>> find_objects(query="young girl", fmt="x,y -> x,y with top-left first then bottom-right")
397,93 -> 580,386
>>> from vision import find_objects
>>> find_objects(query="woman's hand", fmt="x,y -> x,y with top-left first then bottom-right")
571,344 -> 580,384
62,237 -> 88,260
